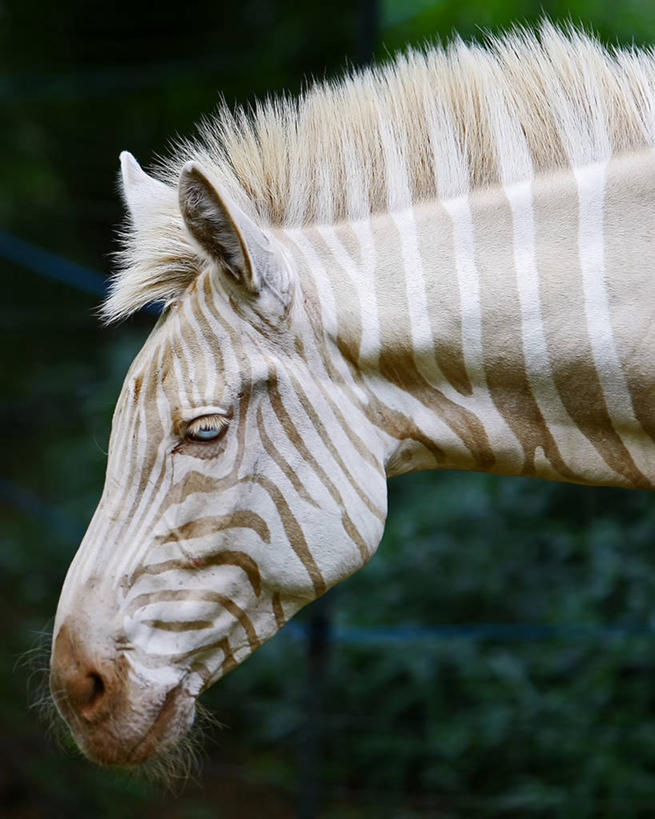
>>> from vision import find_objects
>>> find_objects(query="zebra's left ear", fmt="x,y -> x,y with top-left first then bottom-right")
178,161 -> 291,308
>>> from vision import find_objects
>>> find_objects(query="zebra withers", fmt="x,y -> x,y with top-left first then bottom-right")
51,23 -> 655,765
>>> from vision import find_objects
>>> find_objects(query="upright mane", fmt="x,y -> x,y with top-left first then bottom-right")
105,21 -> 655,322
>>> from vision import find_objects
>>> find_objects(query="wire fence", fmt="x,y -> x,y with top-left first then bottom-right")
0,230 -> 107,296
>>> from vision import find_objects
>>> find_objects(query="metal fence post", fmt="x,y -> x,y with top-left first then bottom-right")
297,592 -> 332,819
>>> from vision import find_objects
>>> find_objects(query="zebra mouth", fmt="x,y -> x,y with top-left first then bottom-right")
123,681 -> 193,766
50,626 -> 196,766
75,682 -> 196,767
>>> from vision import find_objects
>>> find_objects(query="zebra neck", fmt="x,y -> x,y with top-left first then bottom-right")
284,147 -> 655,489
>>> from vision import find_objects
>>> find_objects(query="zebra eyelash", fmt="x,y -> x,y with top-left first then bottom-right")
184,414 -> 230,443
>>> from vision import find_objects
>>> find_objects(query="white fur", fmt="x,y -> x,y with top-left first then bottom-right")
104,22 -> 655,323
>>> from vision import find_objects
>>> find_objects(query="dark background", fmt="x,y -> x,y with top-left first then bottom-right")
4,1 -> 655,816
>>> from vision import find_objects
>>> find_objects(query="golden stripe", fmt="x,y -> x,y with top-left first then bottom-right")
246,473 -> 327,596
202,275 -> 251,474
218,638 -> 237,674
371,210 -> 494,469
531,168 -> 648,485
314,377 -> 384,471
417,201 -> 473,396
155,511 -> 271,546
604,152 -> 655,448
143,619 -> 213,632
288,246 -> 446,466
127,588 -> 207,615
341,512 -> 371,563
256,405 -> 319,509
158,471 -> 226,516
272,592 -> 285,629
127,589 -> 260,652
304,225 -> 364,362
188,660 -> 213,690
468,182 -> 576,480
288,371 -> 385,522
216,595 -> 260,652
130,549 -> 262,596
137,635 -> 238,671
267,367 -> 371,561
111,342 -> 171,552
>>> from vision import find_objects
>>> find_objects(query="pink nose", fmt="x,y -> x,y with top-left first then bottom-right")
50,621 -> 115,723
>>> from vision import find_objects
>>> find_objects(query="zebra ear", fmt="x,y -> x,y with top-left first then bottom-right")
178,161 -> 284,299
120,151 -> 172,231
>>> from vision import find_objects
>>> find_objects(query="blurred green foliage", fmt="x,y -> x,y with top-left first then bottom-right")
4,0 -> 655,816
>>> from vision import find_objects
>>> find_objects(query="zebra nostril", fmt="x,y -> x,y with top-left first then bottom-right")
84,672 -> 105,708
51,622 -> 114,722
65,668 -> 109,719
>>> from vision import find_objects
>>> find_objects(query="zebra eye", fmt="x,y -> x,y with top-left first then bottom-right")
185,415 -> 229,443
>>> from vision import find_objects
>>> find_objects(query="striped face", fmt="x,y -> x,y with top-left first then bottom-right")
50,161 -> 389,766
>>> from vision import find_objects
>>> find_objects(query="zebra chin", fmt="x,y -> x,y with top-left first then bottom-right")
76,687 -> 196,768
49,621 -> 197,766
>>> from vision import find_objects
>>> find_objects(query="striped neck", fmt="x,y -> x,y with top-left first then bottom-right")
282,147 -> 655,489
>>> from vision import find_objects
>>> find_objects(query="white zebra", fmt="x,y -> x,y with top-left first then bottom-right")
50,23 -> 655,766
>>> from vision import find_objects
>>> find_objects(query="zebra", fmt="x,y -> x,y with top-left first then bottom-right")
50,23 -> 655,766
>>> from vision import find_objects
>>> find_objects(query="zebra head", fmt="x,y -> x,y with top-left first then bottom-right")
49,155 -> 389,766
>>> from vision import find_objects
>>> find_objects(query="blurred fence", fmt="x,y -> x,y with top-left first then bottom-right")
0,230 -> 108,296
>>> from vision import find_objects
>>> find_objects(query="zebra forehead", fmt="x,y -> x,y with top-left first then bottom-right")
108,21 -> 655,323
115,304 -> 245,414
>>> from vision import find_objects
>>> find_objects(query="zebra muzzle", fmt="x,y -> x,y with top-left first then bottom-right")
49,619 -> 194,765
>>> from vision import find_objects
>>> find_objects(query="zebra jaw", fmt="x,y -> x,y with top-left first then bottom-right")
48,558 -> 312,766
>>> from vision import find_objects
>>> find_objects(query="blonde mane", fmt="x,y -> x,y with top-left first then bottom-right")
105,21 -> 655,322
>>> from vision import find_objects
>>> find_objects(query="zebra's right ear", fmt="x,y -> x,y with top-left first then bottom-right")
178,162 -> 291,314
